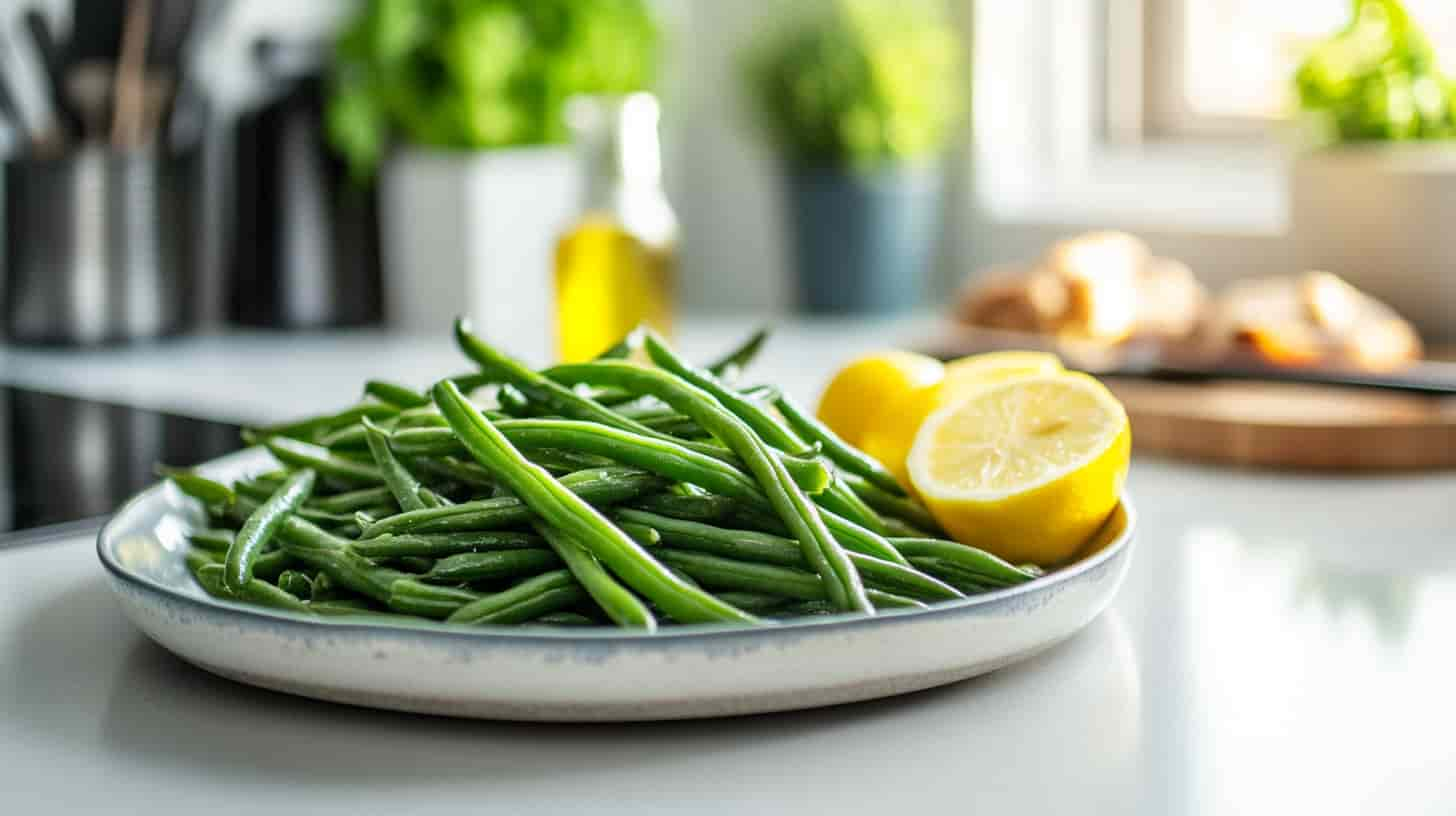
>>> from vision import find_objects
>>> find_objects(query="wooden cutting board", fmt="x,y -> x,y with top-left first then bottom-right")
1105,378 -> 1456,470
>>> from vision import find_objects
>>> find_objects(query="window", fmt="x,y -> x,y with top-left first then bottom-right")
969,0 -> 1456,238
1134,0 -> 1456,139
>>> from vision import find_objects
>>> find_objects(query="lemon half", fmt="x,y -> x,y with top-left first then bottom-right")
860,351 -> 1064,489
907,372 -> 1130,566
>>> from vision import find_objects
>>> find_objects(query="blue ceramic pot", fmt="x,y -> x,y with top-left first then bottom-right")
784,163 -> 943,314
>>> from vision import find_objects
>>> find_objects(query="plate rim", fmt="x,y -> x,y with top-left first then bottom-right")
97,448 -> 1137,647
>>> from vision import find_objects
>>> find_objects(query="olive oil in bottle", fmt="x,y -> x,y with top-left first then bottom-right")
555,94 -> 677,363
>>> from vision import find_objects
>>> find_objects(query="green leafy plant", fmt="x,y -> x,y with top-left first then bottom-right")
327,0 -> 659,181
1295,0 -> 1456,144
741,0 -> 965,171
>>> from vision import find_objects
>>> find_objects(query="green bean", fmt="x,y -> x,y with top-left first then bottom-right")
309,570 -> 338,601
277,570 -> 314,599
655,550 -> 824,601
425,549 -> 563,584
767,592 -> 923,615
629,486 -> 906,567
260,436 -> 385,486
616,520 -> 660,546
616,509 -> 801,565
308,600 -> 402,618
390,556 -> 436,574
547,367 -> 896,571
157,466 -> 235,507
644,332 -> 809,455
448,371 -> 494,394
535,523 -> 655,629
455,320 -> 823,488
629,492 -> 746,525
454,321 -> 664,434
234,479 -> 367,527
637,414 -> 708,438
252,549 -> 297,582
532,611 -> 599,626
611,401 -> 678,421
394,421 -> 768,499
187,528 -> 235,552
446,570 -> 579,625
643,333 -> 888,535
469,585 -> 588,625
711,591 -> 795,613
364,380 -> 431,409
525,448 -> 618,473
252,403 -> 398,442
840,473 -> 943,535
774,394 -> 908,497
229,496 -> 411,603
867,590 -> 927,610
194,563 -> 312,614
318,423 -> 372,452
543,361 -> 871,613
496,385 -> 541,417
395,407 -> 448,428
888,538 -> 1037,585
225,468 -> 315,592
310,486 -> 396,513
812,479 -> 891,536
283,545 -> 411,603
881,517 -> 936,539
433,379 -> 757,625
350,531 -> 543,558
185,549 -> 218,572
408,455 -> 495,489
361,417 -> 432,511
387,579 -> 484,619
906,558 -> 1007,594
704,327 -> 769,379
617,509 -> 961,602
772,600 -> 836,617
359,467 -> 667,538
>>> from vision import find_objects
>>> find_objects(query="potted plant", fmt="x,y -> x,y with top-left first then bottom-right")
742,0 -> 965,314
1289,0 -> 1456,340
326,0 -> 658,360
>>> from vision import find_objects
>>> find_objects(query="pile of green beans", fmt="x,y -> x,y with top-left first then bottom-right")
166,321 -> 1040,630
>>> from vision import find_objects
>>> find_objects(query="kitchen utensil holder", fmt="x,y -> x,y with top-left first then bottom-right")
3,144 -> 194,344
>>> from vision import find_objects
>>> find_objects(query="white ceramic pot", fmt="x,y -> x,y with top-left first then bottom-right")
381,146 -> 580,363
1291,145 -> 1456,341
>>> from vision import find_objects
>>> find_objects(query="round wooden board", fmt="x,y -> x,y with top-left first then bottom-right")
1104,378 -> 1456,470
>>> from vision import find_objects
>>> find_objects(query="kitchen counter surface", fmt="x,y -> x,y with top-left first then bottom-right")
3,319 -> 1454,814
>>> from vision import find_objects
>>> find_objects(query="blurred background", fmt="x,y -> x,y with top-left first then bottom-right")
2,0 -> 1450,359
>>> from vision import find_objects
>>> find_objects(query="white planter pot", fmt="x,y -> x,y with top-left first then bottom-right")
1291,145 -> 1456,340
381,146 -> 580,364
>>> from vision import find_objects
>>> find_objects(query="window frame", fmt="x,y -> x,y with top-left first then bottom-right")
1137,0 -> 1283,141
958,0 -> 1295,288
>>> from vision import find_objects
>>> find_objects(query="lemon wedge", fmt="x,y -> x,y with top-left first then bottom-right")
907,372 -> 1130,565
815,351 -> 944,449
860,351 -> 1064,489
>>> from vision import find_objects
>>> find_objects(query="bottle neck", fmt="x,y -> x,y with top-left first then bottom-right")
572,94 -> 664,214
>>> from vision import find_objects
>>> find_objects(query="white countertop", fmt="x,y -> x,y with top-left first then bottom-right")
3,318 -> 1455,814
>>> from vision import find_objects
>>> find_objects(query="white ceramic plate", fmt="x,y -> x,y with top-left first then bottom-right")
98,448 -> 1136,722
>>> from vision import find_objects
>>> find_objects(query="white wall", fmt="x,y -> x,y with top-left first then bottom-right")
657,0 -> 792,312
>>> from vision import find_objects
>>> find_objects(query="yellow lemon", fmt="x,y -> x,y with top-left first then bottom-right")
815,351 -> 944,449
907,372 -> 1130,566
860,351 -> 1064,488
